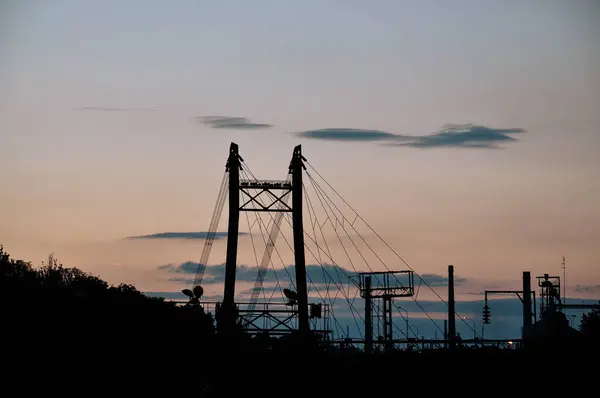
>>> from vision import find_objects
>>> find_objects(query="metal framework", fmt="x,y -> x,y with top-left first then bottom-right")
535,273 -> 599,318
170,300 -> 330,338
537,273 -> 562,317
217,143 -> 318,337
353,270 -> 415,353
484,272 -> 536,338
237,302 -> 331,338
239,180 -> 293,213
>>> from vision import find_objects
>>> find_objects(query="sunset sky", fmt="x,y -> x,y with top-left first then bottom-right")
1,1 -> 599,337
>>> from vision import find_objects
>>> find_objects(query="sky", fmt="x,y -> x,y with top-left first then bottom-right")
1,0 -> 599,338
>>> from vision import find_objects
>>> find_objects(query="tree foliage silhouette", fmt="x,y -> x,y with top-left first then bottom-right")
1,245 -> 216,395
580,308 -> 600,337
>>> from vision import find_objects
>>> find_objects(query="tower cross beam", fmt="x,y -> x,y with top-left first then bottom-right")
239,187 -> 292,212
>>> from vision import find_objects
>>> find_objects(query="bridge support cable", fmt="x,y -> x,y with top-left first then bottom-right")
234,163 -> 420,342
304,173 -> 418,339
234,169 -> 297,332
256,214 -> 285,304
302,176 -> 371,319
244,211 -> 268,305
306,170 -> 448,337
276,205 -> 365,339
306,174 -> 399,297
239,169 -> 349,339
306,175 -> 362,279
238,166 -> 296,295
253,195 -> 353,339
192,172 -> 229,287
303,182 -> 333,305
240,215 -> 295,330
242,164 -> 415,343
306,176 -> 388,309
247,175 -> 292,312
303,181 -> 366,337
304,179 -> 362,300
244,206 -> 286,309
241,165 -> 364,340
306,274 -> 346,339
304,181 -> 350,307
239,168 -> 294,300
305,162 -> 480,338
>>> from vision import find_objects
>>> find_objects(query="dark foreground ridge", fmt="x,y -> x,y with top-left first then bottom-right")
2,246 -> 598,397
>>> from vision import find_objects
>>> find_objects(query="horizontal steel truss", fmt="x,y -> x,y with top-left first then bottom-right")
238,307 -> 331,336
239,183 -> 292,213
355,270 -> 415,298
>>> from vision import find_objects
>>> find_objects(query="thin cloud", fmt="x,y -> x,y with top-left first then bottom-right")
418,273 -> 467,287
196,116 -> 272,129
159,262 -> 351,285
159,261 -> 466,288
575,284 -> 600,294
294,128 -> 397,141
392,124 -> 526,149
76,106 -> 159,112
125,232 -> 247,240
294,124 -> 526,149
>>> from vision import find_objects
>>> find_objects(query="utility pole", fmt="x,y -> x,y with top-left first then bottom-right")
448,265 -> 456,350
562,256 -> 566,309
364,276 -> 373,354
484,271 -> 535,340
522,271 -> 532,337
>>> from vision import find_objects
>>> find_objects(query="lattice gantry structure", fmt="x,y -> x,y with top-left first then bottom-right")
537,273 -> 562,317
354,271 -> 415,353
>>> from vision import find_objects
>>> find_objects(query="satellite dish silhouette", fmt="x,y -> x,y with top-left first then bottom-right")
283,288 -> 297,306
193,285 -> 204,299
181,289 -> 194,299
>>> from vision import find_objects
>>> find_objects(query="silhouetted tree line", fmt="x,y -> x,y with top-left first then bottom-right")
581,307 -> 600,337
2,245 -> 599,396
1,246 -> 216,395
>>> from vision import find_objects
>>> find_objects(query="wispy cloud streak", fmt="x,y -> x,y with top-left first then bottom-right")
294,124 -> 526,149
125,232 -> 247,240
196,116 -> 272,129
76,106 -> 159,112
158,261 -> 467,288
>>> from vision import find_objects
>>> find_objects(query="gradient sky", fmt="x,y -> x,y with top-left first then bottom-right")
1,0 -> 599,325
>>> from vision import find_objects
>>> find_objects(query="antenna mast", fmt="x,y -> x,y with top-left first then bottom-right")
562,256 -> 566,309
